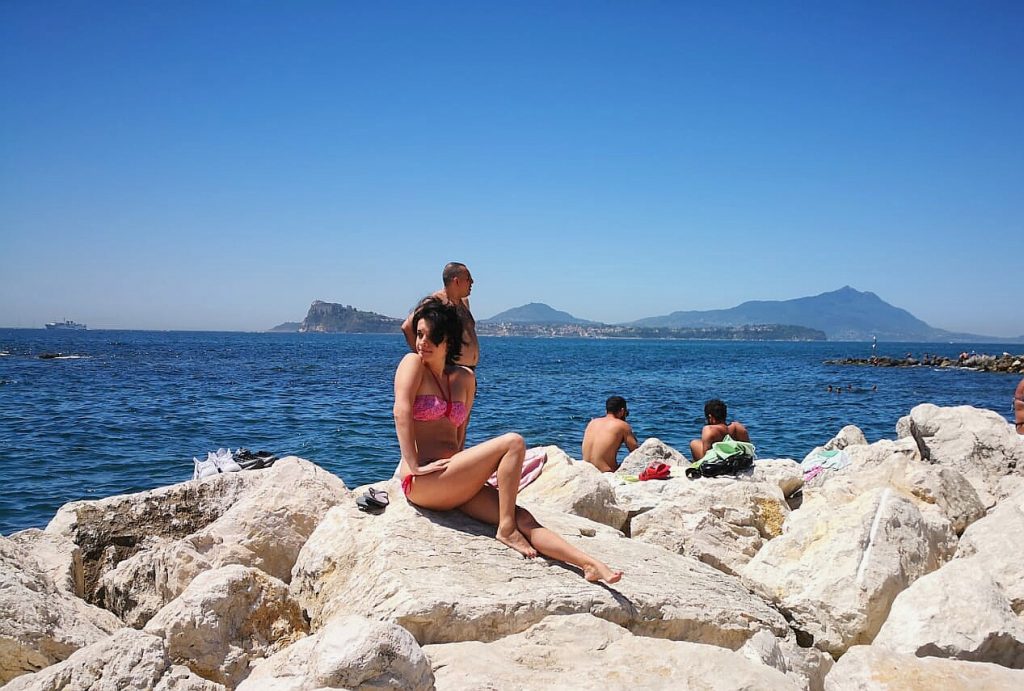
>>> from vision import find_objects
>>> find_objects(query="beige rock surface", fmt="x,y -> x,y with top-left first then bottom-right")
742,486 -> 955,656
748,459 -> 804,497
739,629 -> 833,691
3,628 -> 224,691
46,466 -> 267,605
88,457 -> 347,626
823,645 -> 1024,690
8,528 -> 85,596
237,615 -> 433,691
143,565 -> 308,687
425,613 -> 800,690
0,536 -> 124,685
616,437 -> 688,476
628,479 -> 791,575
872,559 -> 1024,667
518,445 -> 628,531
291,492 -> 790,648
955,487 -> 1024,614
897,403 -> 1024,505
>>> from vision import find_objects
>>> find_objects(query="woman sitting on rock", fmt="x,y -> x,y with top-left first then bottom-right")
394,297 -> 622,584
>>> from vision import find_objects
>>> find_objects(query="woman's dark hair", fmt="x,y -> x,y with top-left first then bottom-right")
412,296 -> 463,365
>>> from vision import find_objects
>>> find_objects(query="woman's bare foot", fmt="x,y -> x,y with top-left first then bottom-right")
497,527 -> 537,558
583,560 -> 623,584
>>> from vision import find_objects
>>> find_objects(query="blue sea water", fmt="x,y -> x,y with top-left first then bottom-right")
1,329 -> 1019,535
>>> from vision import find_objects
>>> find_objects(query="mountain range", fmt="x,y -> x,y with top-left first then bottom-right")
274,288 -> 1021,342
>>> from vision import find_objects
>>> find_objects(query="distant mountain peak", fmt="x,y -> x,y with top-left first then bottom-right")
628,287 -> 972,342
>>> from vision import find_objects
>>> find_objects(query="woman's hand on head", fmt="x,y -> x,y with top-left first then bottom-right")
415,459 -> 450,475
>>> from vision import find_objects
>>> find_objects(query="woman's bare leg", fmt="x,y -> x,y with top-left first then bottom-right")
459,488 -> 622,583
406,433 -> 534,556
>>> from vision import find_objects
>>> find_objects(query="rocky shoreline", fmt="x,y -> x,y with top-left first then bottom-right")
3,404 -> 1024,689
827,352 -> 1024,374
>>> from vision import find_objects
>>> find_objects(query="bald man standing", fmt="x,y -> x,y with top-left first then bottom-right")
401,262 -> 480,369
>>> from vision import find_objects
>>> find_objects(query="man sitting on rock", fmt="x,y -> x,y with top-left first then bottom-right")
582,396 -> 639,472
690,399 -> 751,461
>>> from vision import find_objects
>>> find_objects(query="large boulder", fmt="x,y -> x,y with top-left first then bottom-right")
237,615 -> 433,691
897,404 -> 1024,505
424,613 -> 800,690
873,559 -> 1024,667
824,645 -> 1024,690
68,458 -> 347,627
143,565 -> 307,687
801,439 -> 984,536
739,630 -> 833,691
616,437 -> 688,477
291,490 -> 790,649
45,466 -> 268,605
0,536 -> 124,685
8,528 -> 85,597
518,446 -> 628,531
742,485 -> 956,656
627,478 -> 791,576
955,488 -> 1024,613
3,628 -> 223,691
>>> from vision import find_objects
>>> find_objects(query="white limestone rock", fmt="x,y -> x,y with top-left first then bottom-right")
802,442 -> 984,536
291,494 -> 790,649
46,465 -> 268,606
3,628 -> 223,691
0,536 -> 124,685
425,613 -> 800,690
897,403 -> 1024,505
873,559 -> 1024,667
8,528 -> 85,597
143,565 -> 307,687
629,479 -> 790,576
748,459 -> 804,497
825,425 -> 868,450
237,615 -> 433,691
739,629 -> 834,691
616,437 -> 688,476
823,645 -> 1024,690
955,489 -> 1024,614
518,445 -> 628,531
92,457 -> 348,627
742,486 -> 956,657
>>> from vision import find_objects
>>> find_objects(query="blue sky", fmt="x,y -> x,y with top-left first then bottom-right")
2,1 -> 1022,336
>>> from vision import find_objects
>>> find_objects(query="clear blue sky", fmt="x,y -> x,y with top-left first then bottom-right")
2,2 -> 1022,336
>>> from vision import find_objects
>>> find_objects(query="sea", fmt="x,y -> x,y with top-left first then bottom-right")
1,329 -> 1020,535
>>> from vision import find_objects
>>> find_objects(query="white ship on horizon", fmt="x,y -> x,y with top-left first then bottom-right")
44,319 -> 87,330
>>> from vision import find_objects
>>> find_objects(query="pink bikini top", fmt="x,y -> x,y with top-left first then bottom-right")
411,367 -> 468,427
413,395 -> 468,426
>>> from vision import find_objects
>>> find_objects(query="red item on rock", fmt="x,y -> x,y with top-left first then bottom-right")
639,461 -> 672,481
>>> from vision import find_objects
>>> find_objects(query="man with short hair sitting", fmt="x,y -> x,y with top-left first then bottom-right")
582,396 -> 639,472
690,399 -> 750,461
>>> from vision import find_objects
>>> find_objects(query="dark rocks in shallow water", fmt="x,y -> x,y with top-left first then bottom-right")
826,353 -> 1024,374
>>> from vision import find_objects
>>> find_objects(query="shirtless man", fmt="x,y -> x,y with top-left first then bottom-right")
401,262 -> 480,369
689,399 -> 750,461
582,396 -> 639,472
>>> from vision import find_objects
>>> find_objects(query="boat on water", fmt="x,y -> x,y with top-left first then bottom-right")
45,319 -> 87,330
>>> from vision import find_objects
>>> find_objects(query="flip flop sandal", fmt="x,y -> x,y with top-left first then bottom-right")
356,488 -> 389,513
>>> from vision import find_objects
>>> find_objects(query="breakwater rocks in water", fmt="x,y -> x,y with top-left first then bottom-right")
3,406 -> 1024,689
827,352 -> 1024,374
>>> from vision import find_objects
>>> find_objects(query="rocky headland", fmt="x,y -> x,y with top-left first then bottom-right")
3,405 -> 1024,689
827,352 -> 1024,374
